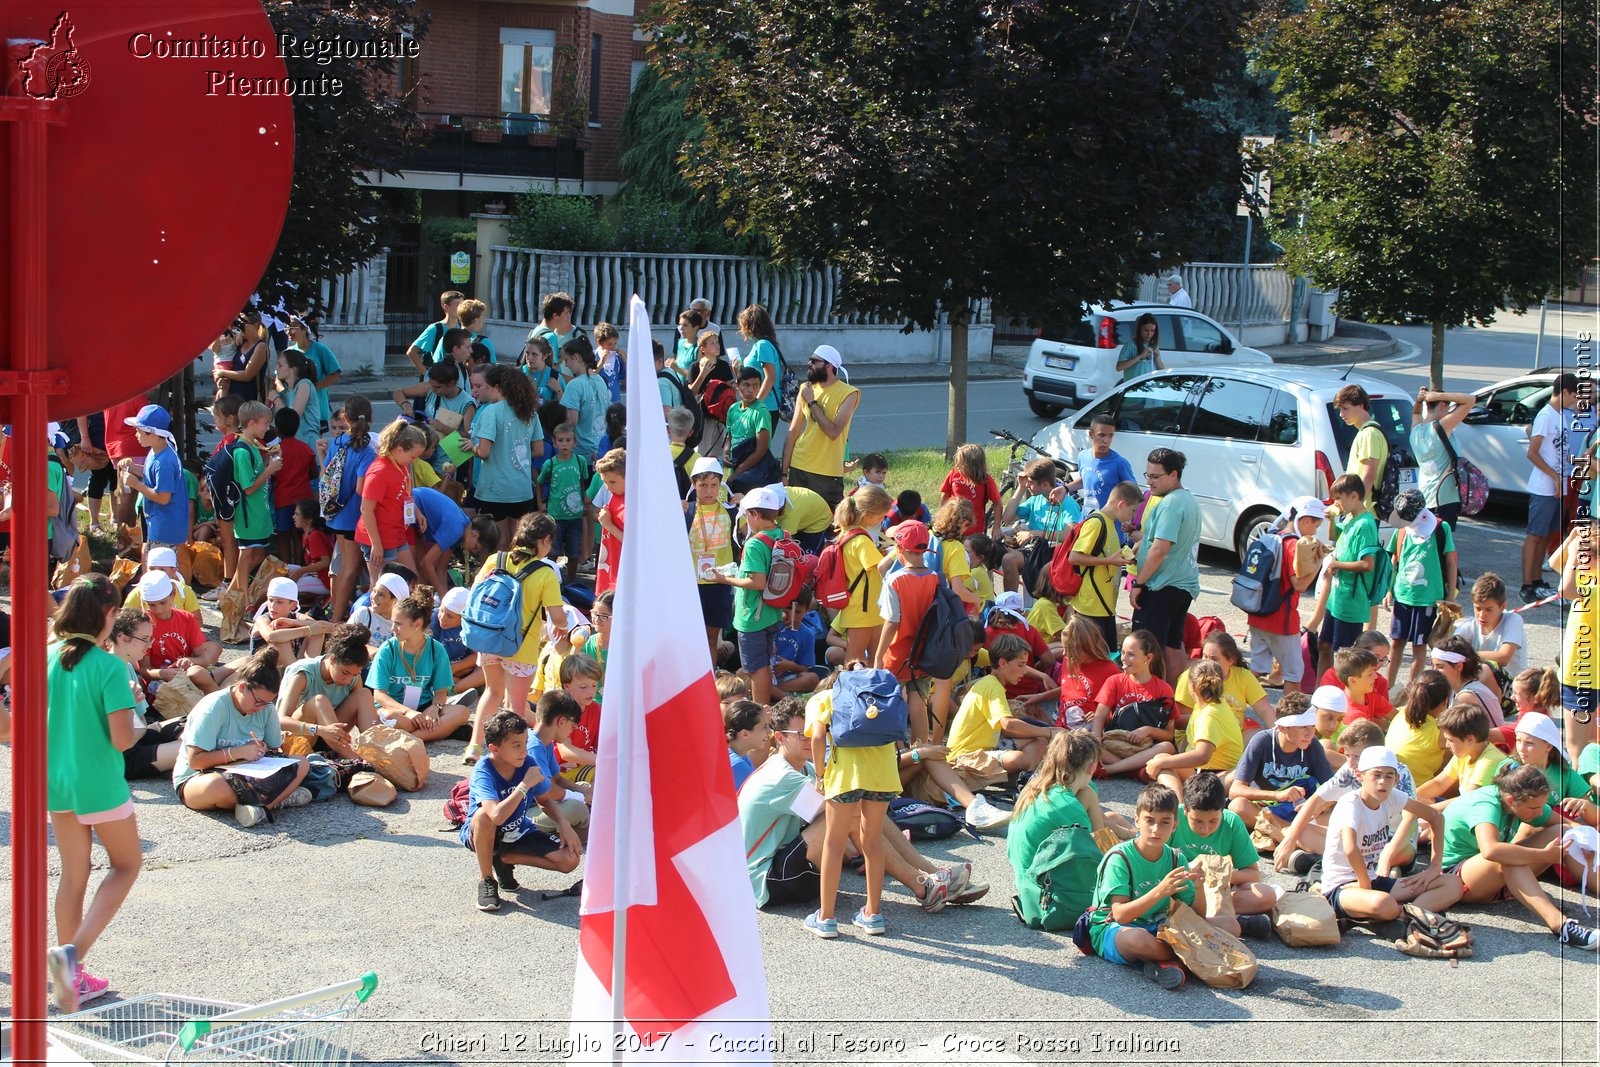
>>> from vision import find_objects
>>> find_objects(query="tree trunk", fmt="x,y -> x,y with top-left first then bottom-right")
945,307 -> 969,461
1430,318 -> 1446,389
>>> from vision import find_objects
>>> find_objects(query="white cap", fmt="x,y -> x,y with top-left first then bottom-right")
1357,746 -> 1401,772
147,546 -> 179,570
47,422 -> 68,448
690,456 -> 725,480
1514,711 -> 1569,763
441,586 -> 471,615
991,591 -> 1027,622
1287,496 -> 1327,521
738,484 -> 786,514
811,344 -> 843,371
374,573 -> 410,601
137,570 -> 174,602
1275,709 -> 1318,729
267,576 -> 300,602
1310,685 -> 1349,714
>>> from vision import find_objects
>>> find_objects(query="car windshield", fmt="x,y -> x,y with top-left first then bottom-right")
1324,398 -> 1412,464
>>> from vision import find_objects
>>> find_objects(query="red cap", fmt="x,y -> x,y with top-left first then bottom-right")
893,520 -> 931,552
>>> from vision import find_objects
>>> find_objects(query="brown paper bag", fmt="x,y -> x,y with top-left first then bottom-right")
1250,807 -> 1286,853
1092,827 -> 1121,854
348,770 -> 397,807
437,477 -> 466,505
1272,891 -> 1341,947
51,541 -> 93,589
353,724 -> 430,792
1188,854 -> 1237,919
189,541 -> 224,589
1157,901 -> 1258,989
116,521 -> 143,556
151,674 -> 205,721
1100,729 -> 1149,762
218,587 -> 250,644
108,556 -> 142,597
246,555 -> 290,607
174,543 -> 195,585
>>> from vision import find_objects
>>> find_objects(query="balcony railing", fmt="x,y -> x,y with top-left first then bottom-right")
393,111 -> 585,185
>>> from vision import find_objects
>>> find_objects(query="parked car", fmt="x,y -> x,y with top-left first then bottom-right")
1030,367 -> 1415,559
1022,303 -> 1274,418
1453,369 -> 1597,498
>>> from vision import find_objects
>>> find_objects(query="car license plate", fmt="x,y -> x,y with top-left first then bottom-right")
1045,355 -> 1076,370
1400,467 -> 1418,490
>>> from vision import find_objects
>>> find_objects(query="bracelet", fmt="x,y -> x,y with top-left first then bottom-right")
225,747 -> 233,762
514,783 -> 529,797
910,748 -> 922,764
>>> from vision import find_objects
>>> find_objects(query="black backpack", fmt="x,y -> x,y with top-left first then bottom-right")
202,439 -> 249,522
658,369 -> 704,449
1372,431 -> 1416,519
909,576 -> 979,681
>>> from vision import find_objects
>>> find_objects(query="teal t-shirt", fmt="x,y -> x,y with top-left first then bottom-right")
1088,840 -> 1195,954
675,337 -> 698,374
1015,494 -> 1082,534
1409,421 -> 1460,508
279,656 -> 358,714
1139,487 -> 1201,596
1006,785 -> 1092,877
472,400 -> 535,503
1579,742 -> 1600,785
1438,786 -> 1553,868
173,686 -> 286,788
539,454 -> 590,521
562,372 -> 611,458
733,526 -> 784,633
1384,522 -> 1456,607
426,386 -> 473,425
726,402 -> 772,449
1170,806 -> 1260,870
366,636 -> 454,706
46,643 -> 135,815
231,440 -> 274,541
1328,510 -> 1380,623
742,339 -> 782,413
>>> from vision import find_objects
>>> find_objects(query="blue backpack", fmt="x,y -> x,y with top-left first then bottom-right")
888,797 -> 970,840
1230,530 -> 1288,619
829,669 -> 910,748
461,552 -> 551,657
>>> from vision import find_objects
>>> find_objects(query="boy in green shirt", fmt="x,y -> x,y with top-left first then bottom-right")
1382,489 -> 1458,688
726,367 -> 776,493
537,425 -> 590,569
711,484 -> 786,706
1169,772 -> 1275,935
227,401 -> 281,598
1318,473 -> 1379,674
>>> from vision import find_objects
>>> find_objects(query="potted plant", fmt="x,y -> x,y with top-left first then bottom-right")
470,119 -> 503,145
482,199 -> 508,215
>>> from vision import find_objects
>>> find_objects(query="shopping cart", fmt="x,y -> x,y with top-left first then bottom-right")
47,972 -> 377,1065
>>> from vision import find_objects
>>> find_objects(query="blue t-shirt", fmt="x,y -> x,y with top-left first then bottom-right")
365,636 -> 454,706
774,624 -> 816,671
562,372 -> 611,458
432,612 -> 469,663
730,749 -> 757,791
472,401 -> 536,503
325,434 -> 376,533
412,486 -> 467,550
143,445 -> 189,545
1234,729 -> 1334,820
742,339 -> 782,413
597,351 -> 625,404
467,754 -> 550,838
1076,448 -> 1137,510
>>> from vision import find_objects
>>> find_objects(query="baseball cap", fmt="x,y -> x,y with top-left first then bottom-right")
1287,495 -> 1327,521
893,520 -> 931,553
1310,685 -> 1349,714
738,485 -> 785,515
267,576 -> 300,602
811,345 -> 843,371
991,590 -> 1027,622
125,404 -> 175,443
690,456 -> 725,480
441,586 -> 471,615
1357,746 -> 1401,773
137,570 -> 174,602
1513,712 -> 1569,763
374,573 -> 411,601
147,546 -> 179,570
1275,709 -> 1318,729
1389,488 -> 1426,526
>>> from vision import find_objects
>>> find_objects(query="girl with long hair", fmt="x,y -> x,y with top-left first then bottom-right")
323,396 -> 377,623
830,486 -> 891,665
470,364 -> 540,546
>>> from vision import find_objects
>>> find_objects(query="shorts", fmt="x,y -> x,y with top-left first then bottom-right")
479,653 -> 540,679
1082,612 -> 1118,656
478,497 -> 536,522
273,504 -> 296,533
787,467 -> 845,513
1131,585 -> 1192,650
123,718 -> 186,778
1562,684 -> 1598,725
1389,602 -> 1438,646
235,536 -> 273,550
1248,627 -> 1304,685
1097,921 -> 1152,966
830,789 -> 898,804
50,799 -> 136,826
1527,494 -> 1562,537
359,543 -> 400,564
85,464 -> 115,499
1324,875 -> 1397,919
1319,613 -> 1365,653
458,819 -> 562,858
1444,860 -> 1512,902
737,625 -> 778,673
553,518 -> 585,562
698,583 -> 734,631
762,833 -> 821,907
794,530 -> 827,555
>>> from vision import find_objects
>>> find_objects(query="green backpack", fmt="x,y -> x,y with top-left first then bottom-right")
1010,822 -> 1101,931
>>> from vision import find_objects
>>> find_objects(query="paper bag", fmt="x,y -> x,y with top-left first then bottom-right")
108,556 -> 142,597
174,543 -> 195,584
189,541 -> 224,589
1092,827 -> 1121,854
348,770 -> 398,807
1157,901 -> 1258,989
246,555 -> 291,607
1100,729 -> 1149,761
1188,854 -> 1237,919
1250,808 -> 1286,853
1428,600 -> 1463,646
151,674 -> 205,721
1272,891 -> 1341,947
218,587 -> 251,644
117,521 -> 144,556
437,476 -> 466,505
353,724 -> 430,792
51,540 -> 93,589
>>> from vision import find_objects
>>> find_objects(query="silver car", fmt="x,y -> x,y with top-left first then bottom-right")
1454,370 -> 1559,498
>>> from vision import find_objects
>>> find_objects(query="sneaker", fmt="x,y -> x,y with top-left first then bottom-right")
942,862 -> 973,901
964,794 -> 1012,833
1237,913 -> 1273,941
1558,920 -> 1598,951
950,881 -> 991,905
1288,849 -> 1318,876
278,787 -> 313,809
803,910 -> 838,939
917,874 -> 949,914
493,859 -> 521,892
462,743 -> 484,766
235,804 -> 268,828
200,587 -> 221,603
1142,961 -> 1186,989
46,944 -> 79,1013
477,876 -> 502,912
852,908 -> 886,936
74,967 -> 110,1005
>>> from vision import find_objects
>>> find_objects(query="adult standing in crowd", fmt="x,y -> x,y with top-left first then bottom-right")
214,312 -> 271,403
1335,384 -> 1388,509
1521,373 -> 1579,604
691,297 -> 720,336
285,315 -> 342,434
1129,448 -> 1201,681
1409,386 -> 1474,531
1166,274 -> 1193,309
781,345 -> 860,512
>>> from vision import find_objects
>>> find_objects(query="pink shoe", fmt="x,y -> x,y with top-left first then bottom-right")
74,967 -> 110,1005
47,944 -> 79,1013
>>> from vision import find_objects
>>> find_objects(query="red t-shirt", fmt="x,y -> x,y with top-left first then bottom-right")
146,608 -> 204,669
881,568 -> 940,680
1058,656 -> 1120,728
355,456 -> 413,549
1246,534 -> 1302,636
985,617 -> 1051,698
1095,672 -> 1176,727
301,527 -> 333,588
568,699 -> 602,757
272,438 -> 316,509
103,399 -> 147,462
1327,667 -> 1394,724
939,469 -> 1001,536
595,494 -> 626,597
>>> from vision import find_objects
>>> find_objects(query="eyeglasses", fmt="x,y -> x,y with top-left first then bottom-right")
245,687 -> 276,709
129,632 -> 153,646
592,612 -> 612,622
774,729 -> 805,737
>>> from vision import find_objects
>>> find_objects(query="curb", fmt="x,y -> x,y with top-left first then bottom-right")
1268,337 -> 1401,367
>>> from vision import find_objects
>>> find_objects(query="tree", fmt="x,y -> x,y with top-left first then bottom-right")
654,0 -> 1254,455
1257,0 -> 1598,386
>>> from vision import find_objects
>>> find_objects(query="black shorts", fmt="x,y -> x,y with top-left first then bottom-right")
123,718 -> 185,779
236,537 -> 274,550
698,582 -> 734,631
477,498 -> 536,522
1131,585 -> 1192,650
763,833 -> 820,907
86,464 -> 115,499
459,820 -> 562,858
1082,611 -> 1118,654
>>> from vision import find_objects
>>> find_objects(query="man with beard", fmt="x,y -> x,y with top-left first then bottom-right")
780,345 -> 860,512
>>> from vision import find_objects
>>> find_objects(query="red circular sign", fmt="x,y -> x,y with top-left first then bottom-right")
0,0 -> 294,421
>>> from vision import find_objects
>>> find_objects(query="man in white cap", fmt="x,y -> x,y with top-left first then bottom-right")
780,344 -> 860,512
121,403 -> 191,560
135,569 -> 224,695
1245,495 -> 1328,691
1166,273 -> 1193,309
125,545 -> 200,613
1227,703 -> 1334,833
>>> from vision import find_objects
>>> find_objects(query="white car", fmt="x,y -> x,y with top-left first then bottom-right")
1031,366 -> 1415,558
1453,370 -> 1573,498
1022,303 -> 1274,418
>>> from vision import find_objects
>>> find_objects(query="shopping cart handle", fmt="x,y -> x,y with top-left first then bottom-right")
178,972 -> 379,1051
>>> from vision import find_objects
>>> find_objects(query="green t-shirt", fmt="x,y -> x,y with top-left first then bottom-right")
46,643 -> 135,815
1384,522 -> 1456,607
726,401 -> 772,449
1138,487 -> 1201,596
581,633 -> 609,705
232,440 -> 274,541
279,656 -> 359,715
733,526 -> 784,633
1438,785 -> 1553,869
1510,759 -> 1594,803
1170,806 -> 1260,870
47,457 -> 64,538
1328,510 -> 1380,623
1088,840 -> 1195,954
539,454 -> 590,521
1578,743 -> 1600,786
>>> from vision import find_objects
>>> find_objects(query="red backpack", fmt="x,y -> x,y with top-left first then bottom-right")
753,530 -> 812,608
1048,513 -> 1113,598
813,528 -> 870,611
702,379 -> 737,422
443,778 -> 471,826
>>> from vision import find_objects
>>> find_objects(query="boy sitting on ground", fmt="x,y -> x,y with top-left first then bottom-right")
467,710 -> 583,912
1274,717 -> 1418,877
1169,771 -> 1275,936
1310,684 -> 1349,769
1227,697 -> 1334,846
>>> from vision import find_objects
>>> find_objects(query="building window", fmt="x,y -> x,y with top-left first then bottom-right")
630,59 -> 646,91
397,27 -> 418,98
589,34 -> 603,125
499,28 -> 555,117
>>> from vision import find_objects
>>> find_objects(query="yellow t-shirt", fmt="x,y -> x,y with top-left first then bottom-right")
805,690 -> 900,797
937,537 -> 975,602
1449,749 -> 1510,793
1562,565 -> 1597,690
789,380 -> 859,478
688,501 -> 735,586
533,643 -> 567,694
779,486 -> 833,535
124,578 -> 200,615
1349,420 -> 1389,507
474,550 -> 563,664
1027,598 -> 1065,642
1176,666 -> 1267,746
411,458 -> 441,489
946,675 -> 1011,758
1186,700 -> 1244,771
837,530 -> 885,628
1069,510 -> 1121,618
1386,714 -> 1445,783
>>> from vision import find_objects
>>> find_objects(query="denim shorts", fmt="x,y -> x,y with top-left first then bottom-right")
737,625 -> 778,672
360,543 -> 400,564
1561,683 -> 1598,725
1325,875 -> 1397,919
1527,494 -> 1562,536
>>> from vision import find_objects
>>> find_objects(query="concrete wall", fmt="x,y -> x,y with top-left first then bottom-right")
319,325 -> 389,376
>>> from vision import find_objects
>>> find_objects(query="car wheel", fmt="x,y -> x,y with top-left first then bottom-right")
1235,508 -> 1280,562
1028,396 -> 1063,419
